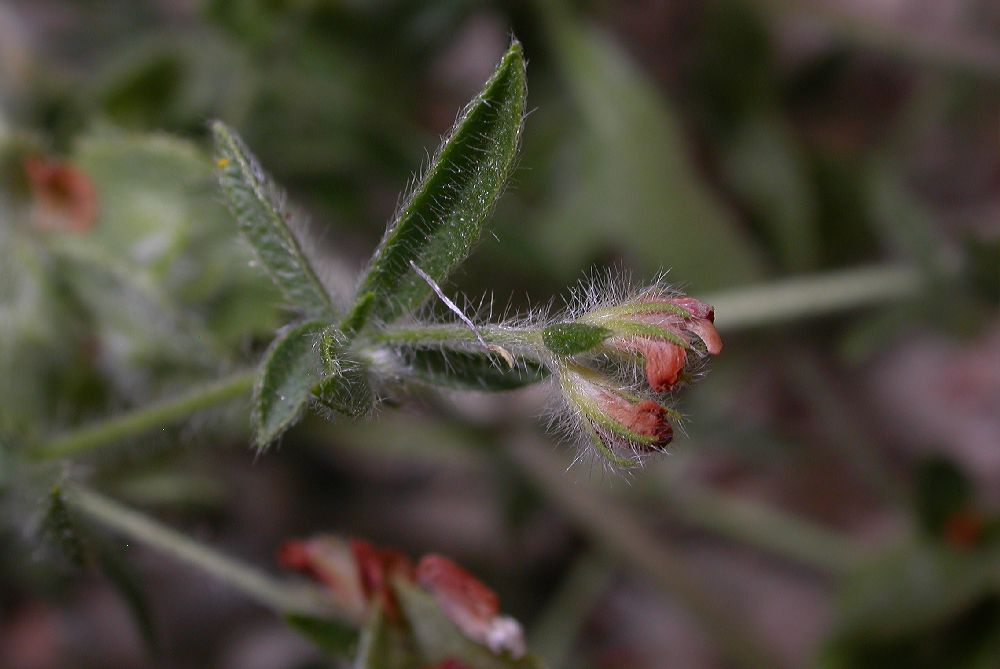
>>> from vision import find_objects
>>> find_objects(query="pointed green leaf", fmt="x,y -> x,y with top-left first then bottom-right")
536,6 -> 763,290
44,484 -> 88,569
254,321 -> 328,447
349,41 -> 527,329
402,349 -> 549,391
285,613 -> 358,657
352,605 -> 418,669
212,121 -> 335,318
256,322 -> 373,447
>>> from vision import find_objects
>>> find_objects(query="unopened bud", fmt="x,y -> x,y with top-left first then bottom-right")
24,157 -> 98,233
582,294 -> 722,392
417,554 -> 526,658
560,364 -> 674,467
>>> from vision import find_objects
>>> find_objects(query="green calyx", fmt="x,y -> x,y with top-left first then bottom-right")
542,322 -> 613,356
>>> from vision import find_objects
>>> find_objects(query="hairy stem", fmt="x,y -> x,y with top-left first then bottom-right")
33,370 -> 256,461
509,436 -> 788,669
65,484 -> 346,619
368,323 -> 545,349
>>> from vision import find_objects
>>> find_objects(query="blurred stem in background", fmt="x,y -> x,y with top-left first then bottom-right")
64,483 -> 342,619
32,369 -> 255,460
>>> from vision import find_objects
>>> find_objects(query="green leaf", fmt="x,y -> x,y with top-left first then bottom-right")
68,131 -> 282,344
44,484 -> 88,569
352,605 -> 417,669
315,329 -> 375,417
256,322 -> 374,447
349,41 -> 527,329
212,121 -> 336,318
394,580 -> 545,669
403,349 -> 549,391
285,613 -> 358,657
51,242 -> 220,369
254,321 -> 328,447
535,5 -> 763,290
915,456 -> 974,538
822,543 -> 1000,669
722,115 -> 818,271
542,322 -> 611,356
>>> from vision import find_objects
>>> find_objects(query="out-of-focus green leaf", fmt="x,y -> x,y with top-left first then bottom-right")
212,121 -> 336,318
0,227 -> 73,434
255,321 -> 328,448
402,348 -> 548,392
723,115 -> 818,271
285,613 -> 358,657
535,3 -> 763,290
349,40 -> 526,328
51,242 -> 219,369
352,605 -> 417,669
809,153 -> 881,268
915,456 -> 974,538
963,234 -> 1000,304
867,162 -> 942,269
395,580 -> 545,669
95,34 -> 251,133
820,542 -> 1000,668
43,485 -> 87,568
71,131 -> 281,342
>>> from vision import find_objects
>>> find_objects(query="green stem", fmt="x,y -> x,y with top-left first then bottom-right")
368,324 -> 544,349
658,481 -> 866,575
509,436 -> 788,669
65,484 -> 346,620
530,550 -> 615,669
706,264 -> 922,332
33,370 -> 256,461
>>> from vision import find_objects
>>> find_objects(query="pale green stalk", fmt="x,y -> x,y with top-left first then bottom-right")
66,484 -> 347,620
33,370 -> 255,460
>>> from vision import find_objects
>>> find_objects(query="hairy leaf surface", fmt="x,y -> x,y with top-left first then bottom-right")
349,41 -> 527,329
212,121 -> 335,318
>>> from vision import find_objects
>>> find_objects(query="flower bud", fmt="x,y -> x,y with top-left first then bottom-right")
560,364 -> 674,467
278,536 -> 413,619
582,294 -> 722,393
24,157 -> 98,233
278,536 -> 368,618
417,554 -> 526,658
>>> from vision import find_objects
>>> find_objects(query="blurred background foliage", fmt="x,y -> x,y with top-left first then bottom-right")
1,0 -> 998,667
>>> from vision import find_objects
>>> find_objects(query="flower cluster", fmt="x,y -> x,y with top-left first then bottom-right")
545,281 -> 723,468
279,535 -> 526,658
